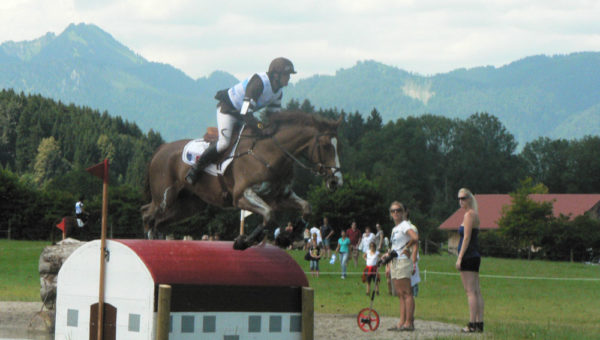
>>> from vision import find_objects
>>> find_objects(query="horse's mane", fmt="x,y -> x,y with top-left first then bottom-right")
266,110 -> 338,132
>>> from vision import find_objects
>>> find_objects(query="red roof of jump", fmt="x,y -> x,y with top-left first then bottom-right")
114,240 -> 309,287
439,194 -> 600,230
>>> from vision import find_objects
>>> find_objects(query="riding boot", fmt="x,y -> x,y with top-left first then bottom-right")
185,144 -> 220,184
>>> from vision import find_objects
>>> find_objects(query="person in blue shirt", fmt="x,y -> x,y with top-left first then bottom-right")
335,229 -> 351,279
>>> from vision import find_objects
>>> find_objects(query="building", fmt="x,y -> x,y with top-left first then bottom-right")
55,240 -> 310,340
439,194 -> 600,253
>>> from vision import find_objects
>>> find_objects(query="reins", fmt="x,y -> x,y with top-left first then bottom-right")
231,126 -> 340,178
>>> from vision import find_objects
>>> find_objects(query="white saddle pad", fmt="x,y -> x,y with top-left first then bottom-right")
182,139 -> 234,176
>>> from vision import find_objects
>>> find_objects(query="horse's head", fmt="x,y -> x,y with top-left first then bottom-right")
307,116 -> 344,191
268,111 -> 344,191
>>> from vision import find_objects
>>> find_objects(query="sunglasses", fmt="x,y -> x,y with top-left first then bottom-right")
390,208 -> 404,213
458,196 -> 468,201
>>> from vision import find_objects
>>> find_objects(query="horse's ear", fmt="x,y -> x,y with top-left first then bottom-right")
335,114 -> 344,127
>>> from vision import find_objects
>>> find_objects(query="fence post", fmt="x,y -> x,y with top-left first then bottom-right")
156,284 -> 172,340
302,287 -> 314,340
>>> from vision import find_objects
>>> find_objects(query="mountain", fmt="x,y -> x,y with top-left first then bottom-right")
0,23 -> 238,141
286,54 -> 600,145
1,23 -> 599,146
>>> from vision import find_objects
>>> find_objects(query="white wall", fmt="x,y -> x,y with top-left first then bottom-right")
55,240 -> 156,340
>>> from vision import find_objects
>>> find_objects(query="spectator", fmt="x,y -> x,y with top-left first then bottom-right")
359,226 -> 375,253
335,229 -> 351,279
346,221 -> 362,267
383,201 -> 418,332
456,188 -> 484,333
274,226 -> 281,240
362,241 -> 381,295
320,217 -> 334,258
375,223 -> 385,251
303,227 -> 311,250
307,233 -> 322,277
74,196 -> 89,240
310,224 -> 323,246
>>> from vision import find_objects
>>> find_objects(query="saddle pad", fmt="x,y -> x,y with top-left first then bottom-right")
181,139 -> 234,176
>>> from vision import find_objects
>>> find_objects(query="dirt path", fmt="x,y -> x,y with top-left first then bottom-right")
1,301 -> 476,340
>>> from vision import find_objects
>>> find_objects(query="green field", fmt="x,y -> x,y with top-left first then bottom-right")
1,240 -> 599,339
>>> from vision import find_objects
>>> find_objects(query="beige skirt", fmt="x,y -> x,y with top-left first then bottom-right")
390,257 -> 413,279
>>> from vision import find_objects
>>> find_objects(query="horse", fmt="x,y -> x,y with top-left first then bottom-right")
141,110 -> 343,250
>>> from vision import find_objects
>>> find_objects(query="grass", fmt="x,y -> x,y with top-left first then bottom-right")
1,240 -> 599,339
0,239 -> 51,301
290,250 -> 600,340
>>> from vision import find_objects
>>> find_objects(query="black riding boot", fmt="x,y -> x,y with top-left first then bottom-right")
185,144 -> 220,184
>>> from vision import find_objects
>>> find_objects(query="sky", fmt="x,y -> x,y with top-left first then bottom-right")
1,0 -> 599,81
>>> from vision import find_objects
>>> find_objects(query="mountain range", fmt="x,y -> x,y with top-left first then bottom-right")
1,23 -> 599,147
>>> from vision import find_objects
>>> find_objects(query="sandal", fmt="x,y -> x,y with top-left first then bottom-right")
402,325 -> 415,331
461,322 -> 477,333
387,326 -> 404,331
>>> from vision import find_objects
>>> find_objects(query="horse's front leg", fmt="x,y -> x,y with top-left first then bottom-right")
233,187 -> 274,250
287,190 -> 312,218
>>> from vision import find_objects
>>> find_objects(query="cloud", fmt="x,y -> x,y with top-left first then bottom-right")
1,0 -> 599,79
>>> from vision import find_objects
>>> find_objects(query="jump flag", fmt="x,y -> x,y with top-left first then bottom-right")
86,159 -> 109,180
56,217 -> 66,232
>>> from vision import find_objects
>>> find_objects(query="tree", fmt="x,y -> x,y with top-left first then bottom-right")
365,108 -> 382,131
300,99 -> 315,113
307,174 -> 387,235
448,112 -> 523,194
520,137 -> 571,192
33,137 -> 69,186
498,178 -> 553,259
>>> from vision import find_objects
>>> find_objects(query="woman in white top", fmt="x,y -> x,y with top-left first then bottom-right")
382,201 -> 419,332
359,226 -> 375,253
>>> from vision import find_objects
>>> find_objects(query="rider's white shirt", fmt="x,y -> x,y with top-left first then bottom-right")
227,73 -> 282,113
75,201 -> 84,214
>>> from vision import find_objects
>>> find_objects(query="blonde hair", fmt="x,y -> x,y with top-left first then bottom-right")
389,201 -> 405,210
459,188 -> 478,212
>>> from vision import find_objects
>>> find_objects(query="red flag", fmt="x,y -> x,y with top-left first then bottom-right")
86,159 -> 109,180
56,218 -> 66,232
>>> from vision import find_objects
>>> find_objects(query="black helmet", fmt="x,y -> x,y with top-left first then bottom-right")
268,57 -> 296,75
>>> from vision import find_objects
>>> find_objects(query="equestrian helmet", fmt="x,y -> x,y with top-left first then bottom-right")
268,57 -> 296,75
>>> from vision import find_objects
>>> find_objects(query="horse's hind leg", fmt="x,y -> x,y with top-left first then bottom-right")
233,187 -> 274,250
141,203 -> 159,239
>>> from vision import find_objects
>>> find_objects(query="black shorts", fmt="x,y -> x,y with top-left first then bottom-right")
460,256 -> 481,272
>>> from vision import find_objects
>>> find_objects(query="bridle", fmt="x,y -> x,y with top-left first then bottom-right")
234,125 -> 341,180
272,133 -> 341,179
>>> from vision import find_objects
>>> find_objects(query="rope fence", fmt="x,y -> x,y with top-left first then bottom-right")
302,269 -> 600,282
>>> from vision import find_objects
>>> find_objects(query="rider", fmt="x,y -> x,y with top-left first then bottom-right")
185,57 -> 297,184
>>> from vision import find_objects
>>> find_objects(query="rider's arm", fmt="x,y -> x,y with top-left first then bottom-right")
241,74 -> 265,115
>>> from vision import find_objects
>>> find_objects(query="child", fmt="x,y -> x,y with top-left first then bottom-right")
303,227 -> 311,250
308,233 -> 322,277
362,242 -> 381,295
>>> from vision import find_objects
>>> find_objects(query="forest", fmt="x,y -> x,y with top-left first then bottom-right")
1,89 -> 599,261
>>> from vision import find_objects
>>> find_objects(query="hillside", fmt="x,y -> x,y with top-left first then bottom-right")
1,23 -> 599,146
0,23 -> 238,141
286,54 -> 600,145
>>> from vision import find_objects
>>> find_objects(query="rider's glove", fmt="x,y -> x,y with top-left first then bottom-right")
243,113 -> 263,131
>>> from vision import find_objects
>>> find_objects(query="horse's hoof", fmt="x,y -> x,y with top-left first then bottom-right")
233,236 -> 249,251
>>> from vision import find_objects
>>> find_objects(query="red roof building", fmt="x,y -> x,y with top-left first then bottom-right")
439,194 -> 600,252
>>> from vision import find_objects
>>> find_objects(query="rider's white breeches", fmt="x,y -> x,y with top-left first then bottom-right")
216,107 -> 238,153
